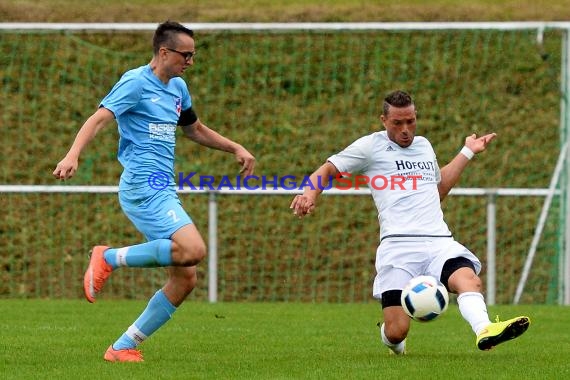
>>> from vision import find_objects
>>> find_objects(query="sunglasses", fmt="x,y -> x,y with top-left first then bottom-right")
165,47 -> 196,61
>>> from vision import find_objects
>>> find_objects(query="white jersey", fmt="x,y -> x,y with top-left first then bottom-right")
328,130 -> 452,241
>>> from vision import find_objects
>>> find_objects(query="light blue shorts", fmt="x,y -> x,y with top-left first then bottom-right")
119,187 -> 193,241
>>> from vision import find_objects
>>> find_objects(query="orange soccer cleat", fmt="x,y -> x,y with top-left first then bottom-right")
104,345 -> 144,362
83,245 -> 113,303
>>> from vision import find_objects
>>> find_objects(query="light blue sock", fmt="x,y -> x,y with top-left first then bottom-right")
104,239 -> 172,269
112,289 -> 177,350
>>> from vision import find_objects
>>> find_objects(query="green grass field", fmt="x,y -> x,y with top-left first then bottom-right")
1,300 -> 568,379
2,2 -> 570,378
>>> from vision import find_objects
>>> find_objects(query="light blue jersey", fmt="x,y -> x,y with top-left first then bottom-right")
100,64 -> 193,240
101,64 -> 191,190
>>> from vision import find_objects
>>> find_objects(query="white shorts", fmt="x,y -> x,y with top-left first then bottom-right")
372,237 -> 482,299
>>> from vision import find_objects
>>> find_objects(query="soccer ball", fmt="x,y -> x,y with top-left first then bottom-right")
400,275 -> 449,322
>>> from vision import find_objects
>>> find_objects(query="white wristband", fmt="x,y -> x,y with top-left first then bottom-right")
460,146 -> 474,160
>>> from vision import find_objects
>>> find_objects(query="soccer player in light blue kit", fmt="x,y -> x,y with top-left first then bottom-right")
53,21 -> 255,362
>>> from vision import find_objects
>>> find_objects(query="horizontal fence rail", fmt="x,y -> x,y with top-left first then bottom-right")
2,21 -> 570,31
0,185 -> 559,196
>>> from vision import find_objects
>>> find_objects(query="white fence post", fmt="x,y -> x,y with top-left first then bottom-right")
562,28 -> 570,305
486,192 -> 497,305
208,192 -> 218,303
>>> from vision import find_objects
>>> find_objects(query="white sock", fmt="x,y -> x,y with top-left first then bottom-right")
380,323 -> 406,354
457,292 -> 492,335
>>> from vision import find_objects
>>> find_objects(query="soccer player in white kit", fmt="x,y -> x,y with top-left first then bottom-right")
290,90 -> 529,354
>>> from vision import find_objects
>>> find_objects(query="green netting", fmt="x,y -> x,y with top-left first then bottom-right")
0,27 -> 565,303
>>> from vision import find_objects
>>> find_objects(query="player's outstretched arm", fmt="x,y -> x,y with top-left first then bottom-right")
182,120 -> 255,176
438,132 -> 497,200
290,161 -> 339,218
52,107 -> 115,180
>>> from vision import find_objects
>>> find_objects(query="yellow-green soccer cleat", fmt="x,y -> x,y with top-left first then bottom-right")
476,316 -> 530,351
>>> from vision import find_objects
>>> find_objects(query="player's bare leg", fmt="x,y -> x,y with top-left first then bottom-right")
379,306 -> 409,355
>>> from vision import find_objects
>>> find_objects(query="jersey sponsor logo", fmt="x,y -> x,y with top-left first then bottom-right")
150,97 -> 161,103
394,159 -> 437,182
394,160 -> 435,171
148,123 -> 176,143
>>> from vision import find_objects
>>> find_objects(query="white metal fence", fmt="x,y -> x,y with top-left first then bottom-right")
0,184 -> 564,304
